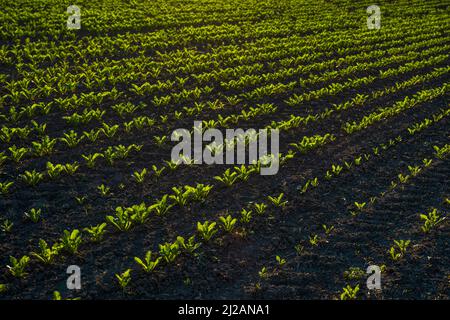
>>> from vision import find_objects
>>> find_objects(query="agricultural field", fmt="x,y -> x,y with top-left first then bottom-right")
0,0 -> 449,301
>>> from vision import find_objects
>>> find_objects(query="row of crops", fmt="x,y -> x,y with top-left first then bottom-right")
0,0 -> 449,299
